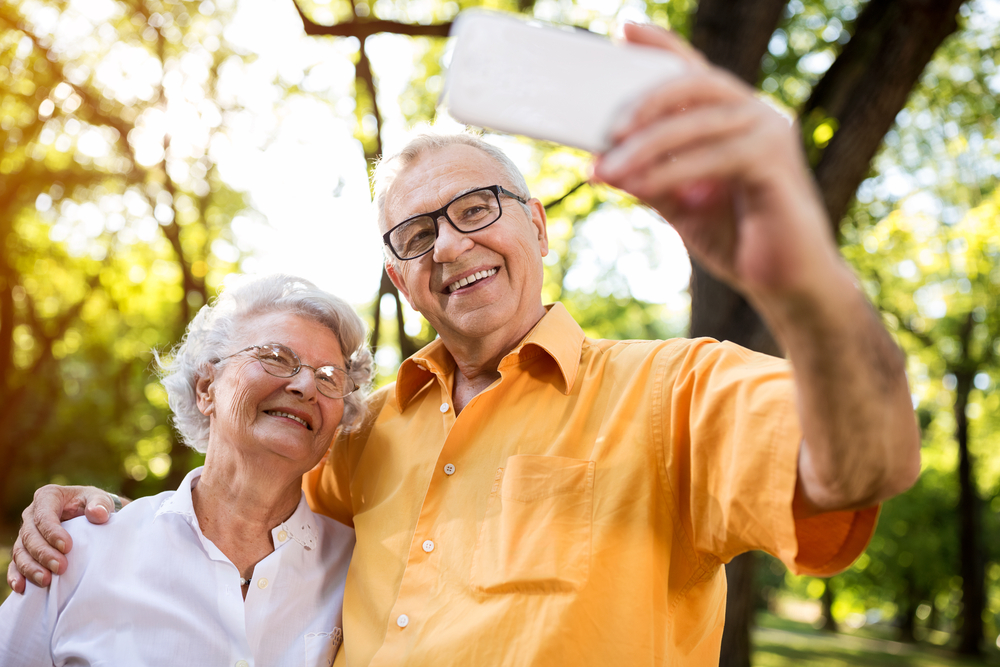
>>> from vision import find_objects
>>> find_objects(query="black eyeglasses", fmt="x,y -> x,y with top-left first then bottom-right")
382,185 -> 527,261
218,343 -> 357,399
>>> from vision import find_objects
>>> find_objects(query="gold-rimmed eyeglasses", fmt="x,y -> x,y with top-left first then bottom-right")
218,342 -> 357,399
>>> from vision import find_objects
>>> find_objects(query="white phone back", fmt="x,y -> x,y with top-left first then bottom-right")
445,11 -> 686,152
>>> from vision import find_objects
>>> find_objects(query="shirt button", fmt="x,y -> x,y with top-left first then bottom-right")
397,614 -> 409,628
257,578 -> 269,589
236,661 -> 249,667
277,530 -> 287,542
439,402 -> 449,413
444,463 -> 456,475
422,540 -> 435,553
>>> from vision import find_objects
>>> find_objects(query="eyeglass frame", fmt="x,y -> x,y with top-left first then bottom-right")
217,343 -> 358,399
382,184 -> 528,261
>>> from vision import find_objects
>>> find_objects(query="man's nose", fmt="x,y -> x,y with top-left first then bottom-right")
432,217 -> 474,263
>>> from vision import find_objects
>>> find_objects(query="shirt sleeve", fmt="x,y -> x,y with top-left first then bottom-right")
659,338 -> 878,576
304,430 -> 356,527
0,580 -> 60,666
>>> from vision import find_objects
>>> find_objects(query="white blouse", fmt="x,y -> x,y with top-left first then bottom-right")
0,467 -> 354,667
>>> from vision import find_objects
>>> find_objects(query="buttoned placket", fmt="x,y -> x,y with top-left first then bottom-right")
370,356 -> 512,665
162,485 -> 314,667
166,508 -> 256,666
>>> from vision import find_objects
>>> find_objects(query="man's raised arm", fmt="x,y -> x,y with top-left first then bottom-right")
7,486 -> 123,594
594,23 -> 921,514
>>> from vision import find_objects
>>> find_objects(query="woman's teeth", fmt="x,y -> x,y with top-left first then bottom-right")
448,268 -> 498,293
267,410 -> 310,429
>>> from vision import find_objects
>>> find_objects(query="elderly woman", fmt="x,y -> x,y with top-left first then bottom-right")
0,274 -> 372,666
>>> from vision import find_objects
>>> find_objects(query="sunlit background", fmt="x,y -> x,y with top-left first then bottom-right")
3,0 -> 1000,663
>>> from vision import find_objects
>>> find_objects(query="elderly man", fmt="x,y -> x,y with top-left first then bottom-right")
11,24 -> 919,666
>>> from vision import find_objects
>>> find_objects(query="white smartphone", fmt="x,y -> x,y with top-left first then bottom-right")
443,10 -> 686,153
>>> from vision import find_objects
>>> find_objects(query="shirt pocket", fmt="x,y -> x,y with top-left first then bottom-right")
304,627 -> 342,667
471,455 -> 595,593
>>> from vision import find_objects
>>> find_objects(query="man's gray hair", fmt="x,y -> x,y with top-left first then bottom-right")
372,132 -> 531,239
157,274 -> 374,453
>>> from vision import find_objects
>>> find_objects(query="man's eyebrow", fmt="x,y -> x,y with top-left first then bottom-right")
451,185 -> 486,199
408,185 -> 489,216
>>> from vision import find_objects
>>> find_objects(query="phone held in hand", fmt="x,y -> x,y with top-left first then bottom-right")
443,10 -> 686,153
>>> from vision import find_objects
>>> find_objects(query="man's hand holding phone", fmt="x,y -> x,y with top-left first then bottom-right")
594,23 -> 842,312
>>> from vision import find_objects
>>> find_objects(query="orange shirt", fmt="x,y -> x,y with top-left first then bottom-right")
304,303 -> 877,666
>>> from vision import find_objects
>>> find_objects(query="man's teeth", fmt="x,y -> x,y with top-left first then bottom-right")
448,268 -> 498,293
267,410 -> 310,429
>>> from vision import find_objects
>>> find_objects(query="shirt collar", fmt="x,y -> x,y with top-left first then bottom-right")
155,465 -> 319,551
394,302 -> 585,409
155,466 -> 202,521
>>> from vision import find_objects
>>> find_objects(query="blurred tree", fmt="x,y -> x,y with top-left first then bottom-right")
0,0 -> 248,526
844,191 -> 1000,654
837,4 -> 1000,649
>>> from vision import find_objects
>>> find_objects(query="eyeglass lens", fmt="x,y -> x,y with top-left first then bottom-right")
389,188 -> 502,259
255,343 -> 353,398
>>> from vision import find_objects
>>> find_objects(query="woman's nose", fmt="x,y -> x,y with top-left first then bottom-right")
286,367 -> 319,399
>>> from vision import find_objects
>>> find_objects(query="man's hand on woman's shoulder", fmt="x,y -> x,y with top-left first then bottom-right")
7,485 -> 121,594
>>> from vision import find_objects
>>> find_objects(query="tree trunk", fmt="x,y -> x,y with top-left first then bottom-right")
688,5 -> 789,665
820,581 -> 838,632
805,0 -> 967,227
689,0 -> 788,85
720,551 -> 758,667
899,577 -> 919,642
954,367 -> 983,655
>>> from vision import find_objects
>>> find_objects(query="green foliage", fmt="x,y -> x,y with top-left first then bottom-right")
0,0 -> 247,529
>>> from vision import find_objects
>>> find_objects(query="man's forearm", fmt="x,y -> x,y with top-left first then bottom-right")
753,260 -> 921,514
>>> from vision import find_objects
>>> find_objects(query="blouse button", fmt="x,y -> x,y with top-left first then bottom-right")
397,614 -> 410,628
444,463 -> 456,475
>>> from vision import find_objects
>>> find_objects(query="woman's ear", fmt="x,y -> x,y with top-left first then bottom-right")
195,365 -> 216,417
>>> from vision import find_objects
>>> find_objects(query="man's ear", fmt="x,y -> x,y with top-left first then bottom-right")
528,198 -> 550,257
195,365 -> 216,417
385,261 -> 416,309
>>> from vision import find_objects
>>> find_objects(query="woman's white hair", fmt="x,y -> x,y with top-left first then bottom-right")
372,132 -> 531,265
157,274 -> 374,453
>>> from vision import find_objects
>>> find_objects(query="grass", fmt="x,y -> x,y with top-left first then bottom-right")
754,613 -> 1000,667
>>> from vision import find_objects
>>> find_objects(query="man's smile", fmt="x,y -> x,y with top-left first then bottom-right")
445,267 -> 499,294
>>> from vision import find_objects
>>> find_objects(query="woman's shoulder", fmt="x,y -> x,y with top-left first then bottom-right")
62,490 -> 177,550
303,508 -> 356,562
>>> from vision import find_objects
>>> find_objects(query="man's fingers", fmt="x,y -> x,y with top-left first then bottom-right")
7,558 -> 26,594
621,22 -> 705,67
618,131 -> 760,200
597,103 -> 758,182
83,495 -> 115,524
11,533 -> 54,589
29,485 -> 80,555
610,70 -> 751,143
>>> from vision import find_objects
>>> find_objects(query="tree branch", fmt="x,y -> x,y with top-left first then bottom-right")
292,0 -> 452,39
690,0 -> 788,85
805,0 -> 968,226
543,181 -> 588,211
